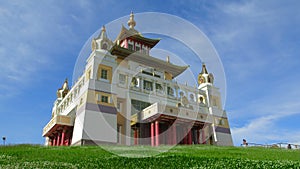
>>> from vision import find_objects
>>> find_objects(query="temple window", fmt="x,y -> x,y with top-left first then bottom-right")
199,96 -> 205,104
189,93 -> 195,102
143,80 -> 153,91
179,91 -> 184,98
97,64 -> 112,83
101,69 -> 108,79
219,119 -> 224,125
131,77 -> 139,87
167,87 -> 174,96
131,99 -> 150,115
101,96 -> 109,103
102,43 -> 108,50
155,83 -> 163,91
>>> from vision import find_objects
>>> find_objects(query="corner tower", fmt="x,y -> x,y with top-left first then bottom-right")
198,64 -> 233,146
92,25 -> 113,51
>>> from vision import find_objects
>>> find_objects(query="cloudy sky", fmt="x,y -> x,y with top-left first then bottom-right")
0,0 -> 300,146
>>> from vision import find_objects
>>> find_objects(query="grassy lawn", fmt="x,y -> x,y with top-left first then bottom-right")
0,144 -> 299,168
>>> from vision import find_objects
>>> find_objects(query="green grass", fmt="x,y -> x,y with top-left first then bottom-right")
0,144 -> 299,168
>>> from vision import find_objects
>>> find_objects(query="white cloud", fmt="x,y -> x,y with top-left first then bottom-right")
232,112 -> 300,145
230,81 -> 300,145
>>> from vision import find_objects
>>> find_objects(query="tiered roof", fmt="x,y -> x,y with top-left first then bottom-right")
109,12 -> 189,78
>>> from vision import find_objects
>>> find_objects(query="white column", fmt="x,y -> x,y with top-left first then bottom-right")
125,97 -> 131,145
140,77 -> 144,92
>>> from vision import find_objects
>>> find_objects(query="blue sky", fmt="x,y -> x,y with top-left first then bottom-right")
1,0 -> 300,146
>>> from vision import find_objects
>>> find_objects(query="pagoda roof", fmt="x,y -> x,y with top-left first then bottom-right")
110,45 -> 189,78
114,25 -> 160,48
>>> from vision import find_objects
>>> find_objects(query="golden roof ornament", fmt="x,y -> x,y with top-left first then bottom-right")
127,11 -> 136,29
200,63 -> 208,74
100,25 -> 107,39
56,78 -> 69,99
101,25 -> 106,32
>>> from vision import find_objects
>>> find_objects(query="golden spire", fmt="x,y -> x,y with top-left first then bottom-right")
100,25 -> 107,39
200,63 -> 208,74
127,11 -> 136,29
101,25 -> 106,32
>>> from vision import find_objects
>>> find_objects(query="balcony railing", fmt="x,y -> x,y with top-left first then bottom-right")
43,115 -> 75,136
138,103 -> 211,123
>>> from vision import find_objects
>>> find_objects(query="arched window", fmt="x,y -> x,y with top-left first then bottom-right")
131,77 -> 139,87
102,43 -> 108,50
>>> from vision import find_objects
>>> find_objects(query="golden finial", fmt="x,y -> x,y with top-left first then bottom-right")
100,25 -> 107,39
128,11 -> 136,29
101,25 -> 106,32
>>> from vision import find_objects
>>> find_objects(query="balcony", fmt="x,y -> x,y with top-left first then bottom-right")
131,102 -> 211,124
127,74 -> 207,105
43,115 -> 75,137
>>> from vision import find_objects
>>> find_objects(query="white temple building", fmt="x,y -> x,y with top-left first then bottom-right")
42,12 -> 233,146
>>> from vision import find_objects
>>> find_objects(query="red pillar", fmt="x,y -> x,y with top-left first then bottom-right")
125,39 -> 128,48
155,121 -> 159,146
61,129 -> 66,146
151,122 -> 155,146
56,132 -> 61,146
134,128 -> 138,145
188,129 -> 192,145
65,135 -> 69,146
53,135 -> 56,146
172,124 -> 177,145
197,129 -> 200,144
